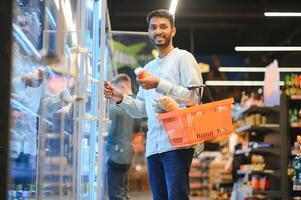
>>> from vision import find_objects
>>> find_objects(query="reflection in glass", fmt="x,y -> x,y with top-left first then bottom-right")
9,0 -> 103,199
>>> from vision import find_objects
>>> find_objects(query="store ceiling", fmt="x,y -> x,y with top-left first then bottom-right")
108,0 -> 301,65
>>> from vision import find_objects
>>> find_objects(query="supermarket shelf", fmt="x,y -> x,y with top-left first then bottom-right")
42,182 -> 72,187
291,122 -> 301,128
189,172 -> 202,178
212,182 -> 233,188
42,132 -> 71,139
190,183 -> 202,189
290,95 -> 301,100
44,133 -> 61,139
191,163 -> 201,168
43,170 -> 73,176
74,116 -> 98,121
253,190 -> 281,197
241,105 -> 279,115
237,169 -> 276,175
236,124 -> 280,133
235,147 -> 280,155
44,157 -> 68,165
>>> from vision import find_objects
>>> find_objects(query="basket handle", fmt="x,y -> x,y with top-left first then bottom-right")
187,84 -> 214,104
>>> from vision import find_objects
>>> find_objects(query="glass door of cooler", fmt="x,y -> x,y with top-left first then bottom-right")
9,0 -> 109,199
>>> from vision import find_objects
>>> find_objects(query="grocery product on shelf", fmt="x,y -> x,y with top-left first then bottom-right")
284,74 -> 301,96
231,90 -> 287,199
293,136 -> 301,191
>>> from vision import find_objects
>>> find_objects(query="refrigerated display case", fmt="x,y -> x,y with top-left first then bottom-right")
8,0 -> 110,199
0,1 -> 12,199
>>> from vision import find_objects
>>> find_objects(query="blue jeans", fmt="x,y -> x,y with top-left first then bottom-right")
107,160 -> 131,200
10,153 -> 37,190
147,148 -> 194,200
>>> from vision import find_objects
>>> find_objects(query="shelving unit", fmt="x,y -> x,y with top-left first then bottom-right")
290,95 -> 301,100
189,158 -> 202,196
239,105 -> 280,116
189,152 -> 221,197
232,102 -> 288,199
291,122 -> 301,128
236,124 -> 280,134
237,169 -> 280,176
281,93 -> 301,199
253,190 -> 282,198
235,147 -> 280,155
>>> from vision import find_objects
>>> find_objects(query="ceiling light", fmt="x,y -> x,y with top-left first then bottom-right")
169,0 -> 178,15
219,67 -> 301,73
264,12 -> 301,17
205,80 -> 284,86
235,46 -> 301,51
54,0 -> 59,9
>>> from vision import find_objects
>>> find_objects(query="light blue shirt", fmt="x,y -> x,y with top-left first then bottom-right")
119,48 -> 203,157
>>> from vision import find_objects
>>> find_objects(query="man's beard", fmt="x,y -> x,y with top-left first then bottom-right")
150,34 -> 172,48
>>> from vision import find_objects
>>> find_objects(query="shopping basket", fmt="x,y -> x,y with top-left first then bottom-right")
157,85 -> 234,148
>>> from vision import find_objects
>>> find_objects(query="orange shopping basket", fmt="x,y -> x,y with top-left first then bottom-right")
157,95 -> 234,148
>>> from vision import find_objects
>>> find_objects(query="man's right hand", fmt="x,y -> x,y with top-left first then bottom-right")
104,81 -> 124,103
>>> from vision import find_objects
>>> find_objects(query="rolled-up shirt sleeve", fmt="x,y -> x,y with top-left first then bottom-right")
156,52 -> 203,106
118,88 -> 147,118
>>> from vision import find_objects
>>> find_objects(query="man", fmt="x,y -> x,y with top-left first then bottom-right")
104,9 -> 203,200
105,74 -> 135,200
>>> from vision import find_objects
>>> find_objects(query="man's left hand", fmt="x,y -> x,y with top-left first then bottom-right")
137,73 -> 159,89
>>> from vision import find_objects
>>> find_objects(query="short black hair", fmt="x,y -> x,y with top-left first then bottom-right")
146,9 -> 174,27
111,73 -> 131,85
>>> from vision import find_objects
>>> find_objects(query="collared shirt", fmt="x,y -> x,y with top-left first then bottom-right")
11,76 -> 43,157
119,48 -> 203,157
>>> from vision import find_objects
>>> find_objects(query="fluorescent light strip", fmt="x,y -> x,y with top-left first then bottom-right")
46,7 -> 56,29
264,12 -> 301,17
235,46 -> 301,51
87,0 -> 93,10
12,23 -> 41,59
219,67 -> 301,73
54,0 -> 59,9
205,80 -> 284,86
169,0 -> 178,15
